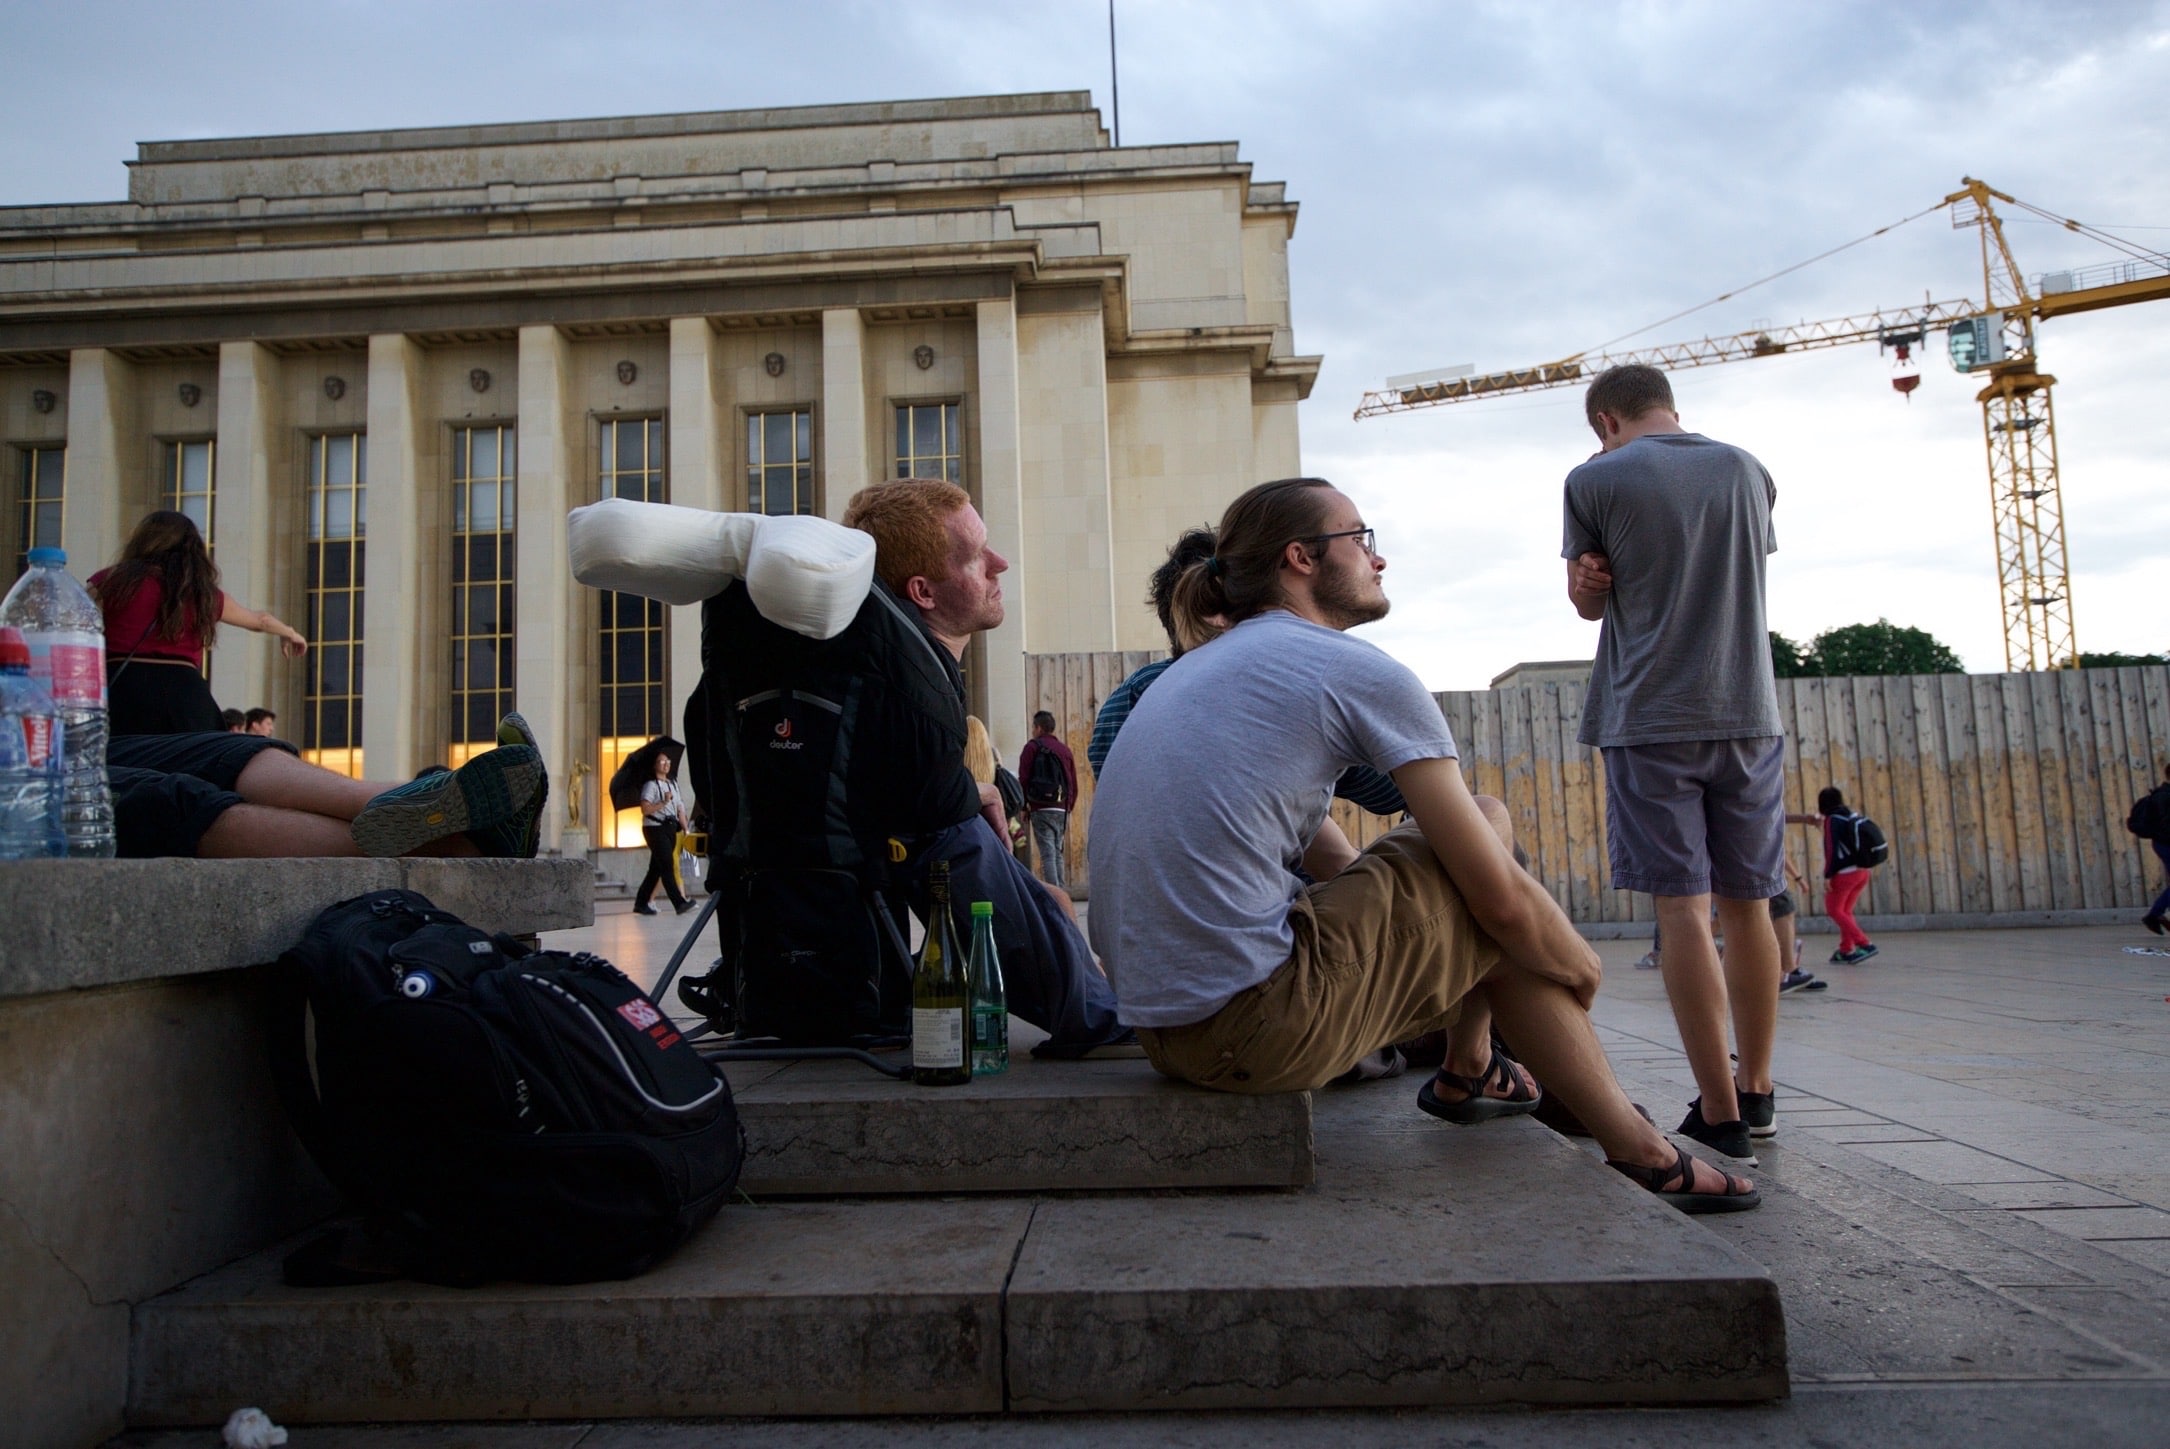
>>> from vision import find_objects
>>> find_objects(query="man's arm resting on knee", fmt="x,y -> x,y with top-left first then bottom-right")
1391,755 -> 1601,1008
1303,814 -> 1360,881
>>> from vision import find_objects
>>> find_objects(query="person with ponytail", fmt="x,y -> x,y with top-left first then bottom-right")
1089,477 -> 1756,1213
91,510 -> 306,736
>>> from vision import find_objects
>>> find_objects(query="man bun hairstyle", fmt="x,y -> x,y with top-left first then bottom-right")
1149,526 -> 1219,654
1584,364 -> 1676,430
841,478 -> 973,597
1169,477 -> 1339,643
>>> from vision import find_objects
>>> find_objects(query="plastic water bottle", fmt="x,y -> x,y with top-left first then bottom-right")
0,626 -> 64,858
0,548 -> 115,856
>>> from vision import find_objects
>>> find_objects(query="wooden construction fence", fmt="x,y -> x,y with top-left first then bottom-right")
1025,654 -> 2170,923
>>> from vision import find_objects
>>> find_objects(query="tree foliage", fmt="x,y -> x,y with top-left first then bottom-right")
1770,620 -> 1964,678
2076,650 -> 2169,669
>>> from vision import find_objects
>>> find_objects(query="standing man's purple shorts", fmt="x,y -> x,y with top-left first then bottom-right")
1602,737 -> 1786,901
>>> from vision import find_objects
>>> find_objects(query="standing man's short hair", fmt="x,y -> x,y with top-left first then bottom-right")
1584,365 -> 1676,430
1033,709 -> 1056,733
221,708 -> 247,732
842,479 -> 973,594
245,707 -> 276,729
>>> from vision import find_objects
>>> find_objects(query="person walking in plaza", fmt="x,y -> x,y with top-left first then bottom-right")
1564,364 -> 1786,1165
2129,763 -> 2170,934
90,510 -> 307,736
1018,709 -> 1078,890
634,750 -> 693,916
1790,786 -> 1881,962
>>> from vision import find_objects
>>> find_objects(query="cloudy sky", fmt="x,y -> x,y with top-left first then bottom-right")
6,0 -> 2166,688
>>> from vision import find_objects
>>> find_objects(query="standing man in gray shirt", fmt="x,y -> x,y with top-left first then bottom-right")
1564,365 -> 1786,1165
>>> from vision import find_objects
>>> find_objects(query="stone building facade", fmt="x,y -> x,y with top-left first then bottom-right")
0,92 -> 1316,852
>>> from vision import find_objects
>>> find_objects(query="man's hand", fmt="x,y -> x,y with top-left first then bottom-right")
1567,552 -> 1613,621
977,781 -> 1009,843
1392,756 -> 1603,1008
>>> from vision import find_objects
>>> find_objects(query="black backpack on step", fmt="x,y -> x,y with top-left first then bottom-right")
268,889 -> 744,1285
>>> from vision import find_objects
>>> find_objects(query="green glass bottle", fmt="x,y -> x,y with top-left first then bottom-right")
911,860 -> 971,1086
967,899 -> 1009,1076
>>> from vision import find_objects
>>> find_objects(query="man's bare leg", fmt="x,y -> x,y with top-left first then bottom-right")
195,803 -> 483,858
1717,895 -> 1778,1096
232,749 -> 385,821
1654,892 -> 1740,1124
1481,959 -> 1744,1192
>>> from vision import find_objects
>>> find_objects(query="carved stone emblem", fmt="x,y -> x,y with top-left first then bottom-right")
764,352 -> 786,377
616,360 -> 638,385
913,344 -> 936,371
178,383 -> 202,408
323,376 -> 346,401
469,368 -> 492,394
31,388 -> 56,414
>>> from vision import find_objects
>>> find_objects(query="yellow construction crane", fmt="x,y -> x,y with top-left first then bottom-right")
1357,179 -> 2170,671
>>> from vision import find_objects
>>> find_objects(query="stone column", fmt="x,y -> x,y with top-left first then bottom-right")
361,334 -> 426,781
61,349 -> 140,576
820,307 -> 869,521
665,316 -> 724,828
209,343 -> 281,715
975,298 -> 1029,765
516,325 -> 580,856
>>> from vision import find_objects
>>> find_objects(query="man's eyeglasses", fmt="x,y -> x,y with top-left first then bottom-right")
1302,527 -> 1377,558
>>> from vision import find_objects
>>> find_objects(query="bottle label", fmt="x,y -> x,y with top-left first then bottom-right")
24,631 -> 106,709
16,714 -> 55,769
912,1007 -> 965,1069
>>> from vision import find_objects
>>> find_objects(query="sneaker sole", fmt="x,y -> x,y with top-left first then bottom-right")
351,755 -> 542,857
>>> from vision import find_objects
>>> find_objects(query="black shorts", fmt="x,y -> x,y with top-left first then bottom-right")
108,657 -> 224,736
109,732 -> 298,859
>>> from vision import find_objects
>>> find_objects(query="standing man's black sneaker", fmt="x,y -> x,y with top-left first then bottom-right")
1737,1088 -> 1777,1140
1678,1099 -> 1759,1164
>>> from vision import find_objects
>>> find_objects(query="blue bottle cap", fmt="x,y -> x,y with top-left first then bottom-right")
26,547 -> 65,567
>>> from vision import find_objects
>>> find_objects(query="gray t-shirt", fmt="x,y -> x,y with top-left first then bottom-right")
1086,610 -> 1457,1027
1562,431 -> 1783,748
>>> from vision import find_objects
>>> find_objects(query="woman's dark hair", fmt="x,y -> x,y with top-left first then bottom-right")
1169,478 -> 1339,646
1148,526 -> 1218,654
93,511 -> 221,649
1817,786 -> 1848,815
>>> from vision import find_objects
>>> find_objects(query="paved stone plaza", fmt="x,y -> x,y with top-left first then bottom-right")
111,919 -> 2170,1446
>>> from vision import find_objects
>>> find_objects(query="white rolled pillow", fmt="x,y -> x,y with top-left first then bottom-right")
566,498 -> 875,640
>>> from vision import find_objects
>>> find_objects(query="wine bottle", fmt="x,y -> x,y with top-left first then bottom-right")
967,899 -> 1009,1076
911,860 -> 971,1086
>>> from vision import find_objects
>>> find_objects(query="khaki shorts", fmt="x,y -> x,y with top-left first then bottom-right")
1137,823 -> 1500,1094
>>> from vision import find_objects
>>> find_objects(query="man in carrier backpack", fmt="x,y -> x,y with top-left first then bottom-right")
689,479 -> 1135,1059
1019,710 -> 1078,889
2128,763 -> 2170,935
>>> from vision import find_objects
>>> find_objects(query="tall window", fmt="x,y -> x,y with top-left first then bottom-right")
745,408 -> 813,515
161,439 -> 215,541
449,424 -> 516,767
303,434 -> 365,778
14,445 -> 64,580
598,417 -> 668,848
894,402 -> 962,484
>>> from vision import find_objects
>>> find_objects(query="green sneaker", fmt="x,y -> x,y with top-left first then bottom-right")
350,744 -> 543,857
480,712 -> 548,858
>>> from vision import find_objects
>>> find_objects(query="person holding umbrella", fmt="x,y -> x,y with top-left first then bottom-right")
622,740 -> 693,915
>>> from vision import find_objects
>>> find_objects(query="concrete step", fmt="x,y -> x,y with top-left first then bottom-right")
126,1109 -> 1786,1425
726,1053 -> 1315,1195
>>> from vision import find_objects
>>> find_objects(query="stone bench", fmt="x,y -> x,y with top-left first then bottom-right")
0,857 -> 593,1449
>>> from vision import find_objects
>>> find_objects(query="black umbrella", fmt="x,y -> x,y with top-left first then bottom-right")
608,735 -> 686,813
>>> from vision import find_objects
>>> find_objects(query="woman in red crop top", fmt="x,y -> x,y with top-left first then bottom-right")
90,510 -> 307,736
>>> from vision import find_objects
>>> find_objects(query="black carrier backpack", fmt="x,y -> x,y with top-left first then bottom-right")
269,889 -> 744,1285
1025,742 -> 1067,807
686,578 -> 970,1047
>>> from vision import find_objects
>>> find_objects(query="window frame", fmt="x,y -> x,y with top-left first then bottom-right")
738,403 -> 820,517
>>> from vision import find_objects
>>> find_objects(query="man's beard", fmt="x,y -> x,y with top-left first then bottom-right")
1316,562 -> 1389,629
